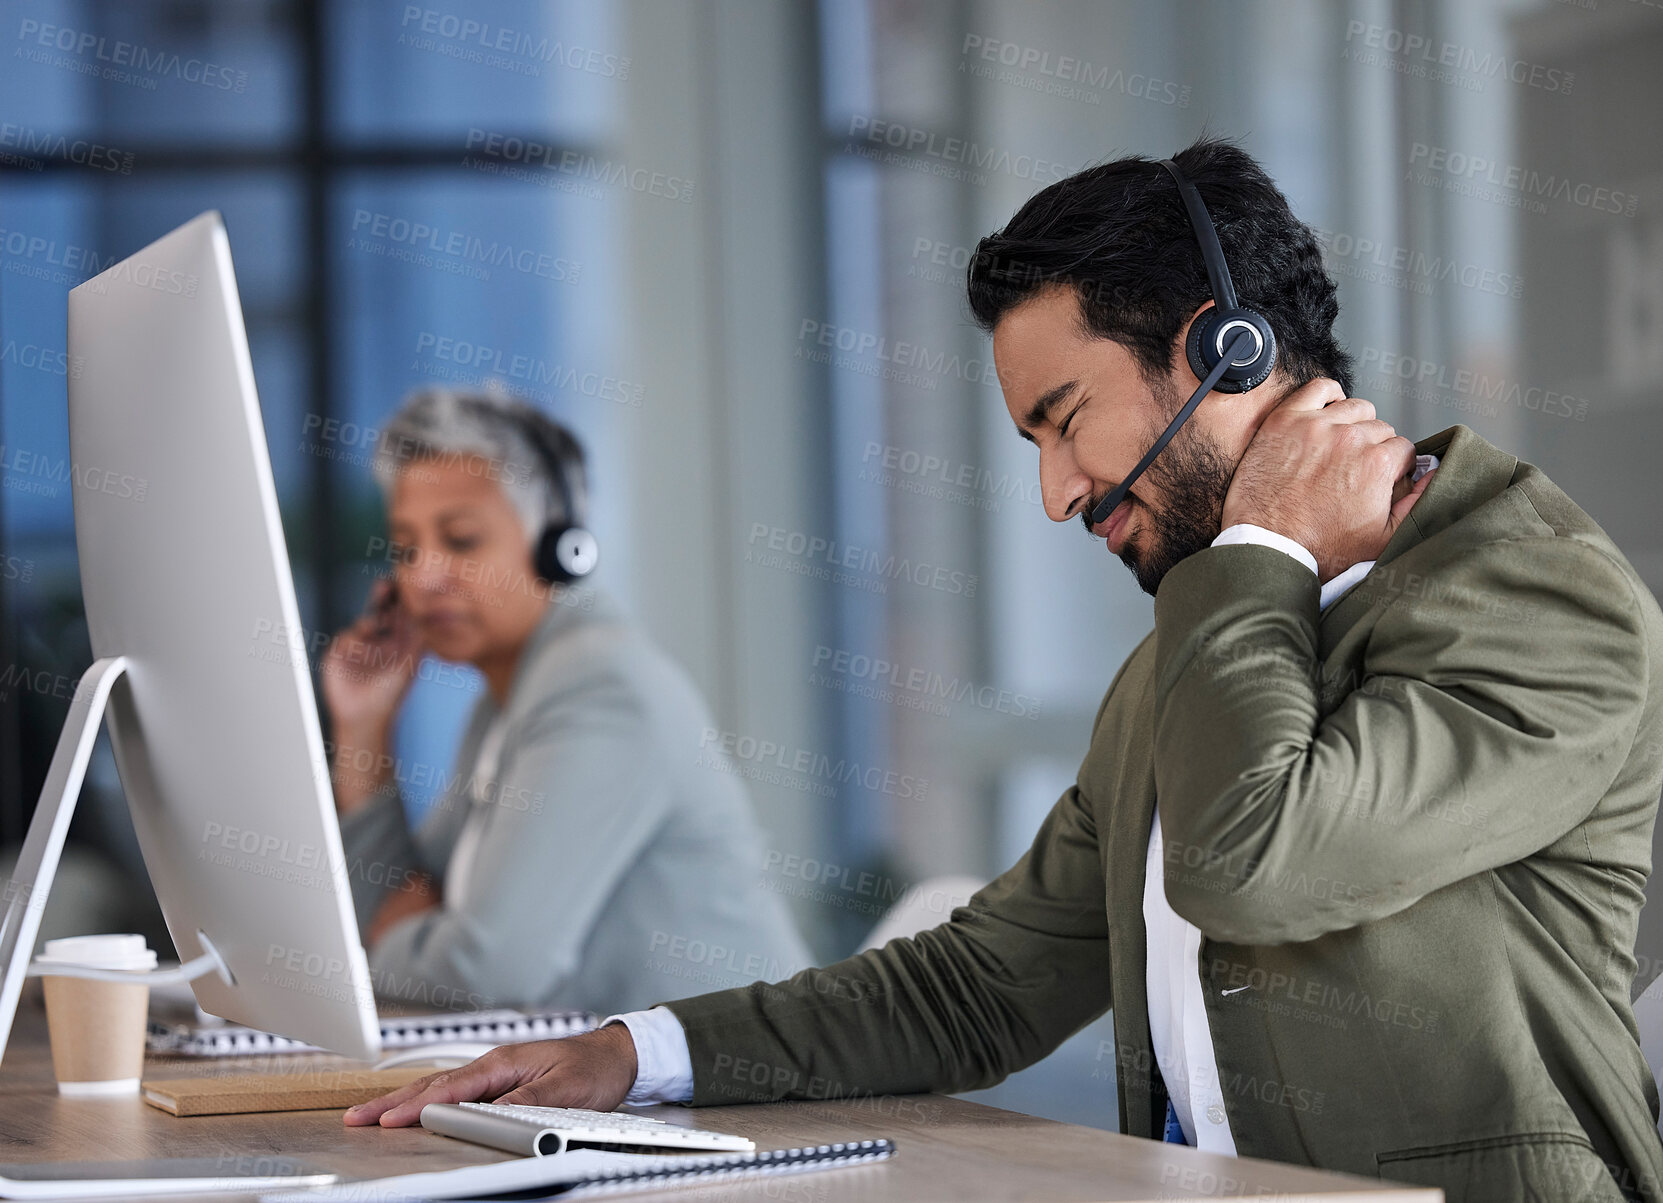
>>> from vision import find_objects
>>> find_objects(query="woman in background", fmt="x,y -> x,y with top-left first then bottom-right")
321,389 -> 809,1015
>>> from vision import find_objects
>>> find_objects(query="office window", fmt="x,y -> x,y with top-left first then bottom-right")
0,0 -> 619,914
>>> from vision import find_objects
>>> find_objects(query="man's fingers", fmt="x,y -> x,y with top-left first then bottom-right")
1275,377 -> 1347,412
343,1059 -> 515,1128
341,1072 -> 442,1127
1382,433 -> 1419,479
493,1079 -> 576,1108
340,1068 -> 455,1127
1388,467 -> 1437,532
376,1070 -> 495,1127
1351,418 -> 1402,445
1317,397 -> 1377,424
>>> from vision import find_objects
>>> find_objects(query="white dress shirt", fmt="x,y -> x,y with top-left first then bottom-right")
608,453 -> 1441,1126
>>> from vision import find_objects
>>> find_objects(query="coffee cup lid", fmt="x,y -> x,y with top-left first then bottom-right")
36,934 -> 157,972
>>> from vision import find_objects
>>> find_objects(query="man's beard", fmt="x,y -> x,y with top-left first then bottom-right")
1088,380 -> 1235,596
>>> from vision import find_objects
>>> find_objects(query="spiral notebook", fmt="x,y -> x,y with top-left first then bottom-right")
259,1141 -> 896,1202
147,1008 -> 595,1057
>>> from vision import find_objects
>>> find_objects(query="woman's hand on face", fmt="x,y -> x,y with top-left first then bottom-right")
320,578 -> 424,735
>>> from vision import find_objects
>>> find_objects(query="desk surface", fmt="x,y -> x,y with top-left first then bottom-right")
0,989 -> 1440,1202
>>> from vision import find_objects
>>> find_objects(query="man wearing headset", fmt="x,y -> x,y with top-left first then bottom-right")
349,141 -> 1663,1202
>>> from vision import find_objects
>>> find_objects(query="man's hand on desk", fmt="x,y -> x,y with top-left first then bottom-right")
345,1022 -> 639,1126
1220,378 -> 1435,582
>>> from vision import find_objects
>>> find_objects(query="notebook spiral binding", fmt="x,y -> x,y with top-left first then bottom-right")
573,1140 -> 897,1194
147,1009 -> 596,1057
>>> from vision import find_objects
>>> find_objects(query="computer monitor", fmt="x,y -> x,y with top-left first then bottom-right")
0,212 -> 380,1063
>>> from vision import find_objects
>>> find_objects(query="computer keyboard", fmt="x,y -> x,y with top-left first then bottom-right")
420,1101 -> 757,1157
460,1101 -> 735,1141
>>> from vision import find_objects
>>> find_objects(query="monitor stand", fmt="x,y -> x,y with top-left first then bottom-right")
0,656 -> 131,1066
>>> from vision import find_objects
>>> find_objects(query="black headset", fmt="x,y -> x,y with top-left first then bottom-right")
1085,158 -> 1277,529
496,402 -> 600,585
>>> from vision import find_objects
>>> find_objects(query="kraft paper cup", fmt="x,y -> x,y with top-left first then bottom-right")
36,934 -> 156,1096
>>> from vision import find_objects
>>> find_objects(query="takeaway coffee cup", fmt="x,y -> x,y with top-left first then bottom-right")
35,933 -> 156,1095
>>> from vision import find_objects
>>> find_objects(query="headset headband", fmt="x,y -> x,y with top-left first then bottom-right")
1158,159 -> 1238,312
511,405 -> 582,530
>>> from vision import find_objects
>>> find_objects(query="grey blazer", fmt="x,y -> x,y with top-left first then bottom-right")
339,587 -> 812,1015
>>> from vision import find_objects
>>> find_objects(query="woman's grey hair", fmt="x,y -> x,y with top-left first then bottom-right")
370,389 -> 588,544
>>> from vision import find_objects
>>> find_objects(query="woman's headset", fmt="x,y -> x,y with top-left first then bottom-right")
1086,157 -> 1277,528
495,402 -> 600,585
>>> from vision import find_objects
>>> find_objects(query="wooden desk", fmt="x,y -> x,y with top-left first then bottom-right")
0,989 -> 1440,1202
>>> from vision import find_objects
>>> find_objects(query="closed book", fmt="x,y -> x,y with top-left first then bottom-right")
139,1067 -> 431,1116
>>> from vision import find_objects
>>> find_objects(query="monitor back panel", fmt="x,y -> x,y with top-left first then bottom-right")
67,212 -> 378,1061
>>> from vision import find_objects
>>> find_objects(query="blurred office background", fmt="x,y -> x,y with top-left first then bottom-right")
1,0 -> 1659,1129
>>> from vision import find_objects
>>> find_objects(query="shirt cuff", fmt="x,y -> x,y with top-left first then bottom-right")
602,1007 -> 694,1104
1211,523 -> 1318,576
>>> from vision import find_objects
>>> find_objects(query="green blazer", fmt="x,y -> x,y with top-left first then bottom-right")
666,424 -> 1663,1202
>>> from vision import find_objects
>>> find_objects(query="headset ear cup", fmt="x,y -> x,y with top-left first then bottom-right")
536,524 -> 599,584
557,527 -> 599,579
534,526 -> 566,584
1184,314 -> 1216,386
1186,307 -> 1277,394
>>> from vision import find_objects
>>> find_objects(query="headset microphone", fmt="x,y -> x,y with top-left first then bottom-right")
1085,158 -> 1276,530
1087,327 -> 1253,529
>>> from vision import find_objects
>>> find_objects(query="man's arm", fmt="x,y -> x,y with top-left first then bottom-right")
346,671 -> 1128,1124
662,764 -> 1112,1105
1150,536 -> 1650,945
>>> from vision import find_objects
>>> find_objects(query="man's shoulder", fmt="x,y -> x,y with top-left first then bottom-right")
1412,425 -> 1614,551
1397,429 -> 1656,630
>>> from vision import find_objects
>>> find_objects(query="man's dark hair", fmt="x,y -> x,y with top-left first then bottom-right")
966,137 -> 1352,396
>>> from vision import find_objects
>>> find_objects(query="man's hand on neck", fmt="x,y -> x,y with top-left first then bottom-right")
1220,379 -> 1432,583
